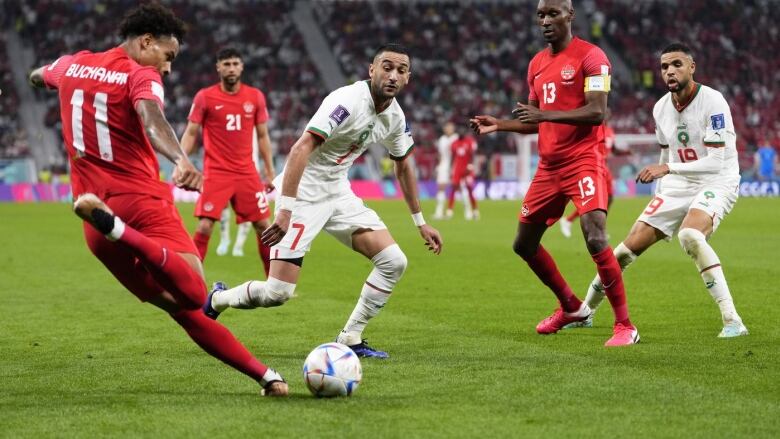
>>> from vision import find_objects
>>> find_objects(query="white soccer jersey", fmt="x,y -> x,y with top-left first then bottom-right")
274,80 -> 414,202
436,133 -> 457,183
653,83 -> 740,190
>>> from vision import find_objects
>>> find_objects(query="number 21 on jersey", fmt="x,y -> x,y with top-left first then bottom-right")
226,114 -> 242,131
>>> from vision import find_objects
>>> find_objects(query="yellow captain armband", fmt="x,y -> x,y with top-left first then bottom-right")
584,75 -> 611,92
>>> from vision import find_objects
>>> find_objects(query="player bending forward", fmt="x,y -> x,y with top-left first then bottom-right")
570,43 -> 748,338
30,4 -> 287,395
204,44 -> 443,358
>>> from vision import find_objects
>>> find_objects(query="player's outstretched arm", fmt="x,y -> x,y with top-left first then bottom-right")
260,132 -> 322,247
515,92 -> 607,126
179,121 -> 202,157
255,123 -> 275,190
136,100 -> 202,191
394,157 -> 443,255
469,114 -> 538,135
29,67 -> 45,89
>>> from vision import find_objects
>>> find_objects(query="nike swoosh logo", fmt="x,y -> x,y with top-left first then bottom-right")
215,105 -> 224,110
581,197 -> 594,206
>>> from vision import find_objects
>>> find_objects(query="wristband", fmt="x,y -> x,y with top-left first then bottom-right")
278,195 -> 296,211
412,212 -> 426,227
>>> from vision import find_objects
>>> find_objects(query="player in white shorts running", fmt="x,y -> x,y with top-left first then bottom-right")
204,44 -> 444,358
568,43 -> 748,338
433,121 -> 457,219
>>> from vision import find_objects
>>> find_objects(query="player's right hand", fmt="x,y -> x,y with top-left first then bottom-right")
173,158 -> 203,192
261,209 -> 291,247
469,115 -> 498,135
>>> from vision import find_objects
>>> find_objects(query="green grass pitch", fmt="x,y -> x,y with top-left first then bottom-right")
1,198 -> 778,438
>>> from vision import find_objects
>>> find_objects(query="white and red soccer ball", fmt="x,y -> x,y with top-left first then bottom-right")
302,342 -> 362,397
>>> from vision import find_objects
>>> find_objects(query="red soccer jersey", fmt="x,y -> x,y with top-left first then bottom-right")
451,136 -> 477,176
43,47 -> 170,199
527,37 -> 611,169
188,83 -> 269,178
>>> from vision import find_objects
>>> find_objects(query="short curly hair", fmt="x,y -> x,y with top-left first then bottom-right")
119,2 -> 186,42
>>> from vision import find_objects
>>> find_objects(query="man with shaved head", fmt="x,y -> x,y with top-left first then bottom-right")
471,0 -> 639,346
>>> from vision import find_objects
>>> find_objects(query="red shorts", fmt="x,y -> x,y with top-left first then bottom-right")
195,175 -> 270,223
84,193 -> 199,302
451,170 -> 475,187
520,162 -> 609,225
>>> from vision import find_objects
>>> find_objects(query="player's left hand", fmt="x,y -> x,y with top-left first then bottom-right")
261,209 -> 291,247
173,158 -> 203,192
264,181 -> 275,193
512,102 -> 545,124
418,224 -> 443,255
636,164 -> 670,183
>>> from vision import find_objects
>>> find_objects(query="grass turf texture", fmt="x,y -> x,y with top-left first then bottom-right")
1,198 -> 778,438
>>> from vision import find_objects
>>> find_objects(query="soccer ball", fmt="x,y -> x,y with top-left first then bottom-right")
302,342 -> 362,397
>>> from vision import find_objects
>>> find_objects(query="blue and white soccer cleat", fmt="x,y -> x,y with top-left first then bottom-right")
347,339 -> 389,359
718,321 -> 749,338
202,281 -> 227,320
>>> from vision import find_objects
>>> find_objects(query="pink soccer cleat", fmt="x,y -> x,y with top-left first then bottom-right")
605,322 -> 640,346
536,305 -> 592,334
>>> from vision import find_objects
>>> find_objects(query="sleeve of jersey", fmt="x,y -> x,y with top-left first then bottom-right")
387,119 -> 415,161
42,54 -> 76,90
305,90 -> 350,141
128,67 -> 165,110
188,90 -> 206,124
667,147 -> 725,175
582,47 -> 612,93
702,94 -> 734,147
653,103 -> 668,147
256,89 -> 269,124
527,58 -> 538,102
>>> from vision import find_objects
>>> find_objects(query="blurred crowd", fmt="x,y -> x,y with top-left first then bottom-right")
2,0 -> 777,180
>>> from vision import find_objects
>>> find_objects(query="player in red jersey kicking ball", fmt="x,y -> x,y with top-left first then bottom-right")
181,47 -> 274,276
29,3 -> 287,395
471,0 -> 638,346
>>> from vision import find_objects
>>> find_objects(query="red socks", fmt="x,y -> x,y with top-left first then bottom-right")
257,235 -> 270,277
592,247 -> 632,325
172,309 -> 268,383
118,225 -> 206,309
521,245 -> 582,312
192,231 -> 210,261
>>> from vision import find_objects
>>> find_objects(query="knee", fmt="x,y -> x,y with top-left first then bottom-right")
678,228 -> 705,256
196,220 -> 214,235
257,278 -> 296,307
585,235 -> 608,254
373,244 -> 408,280
512,239 -> 536,259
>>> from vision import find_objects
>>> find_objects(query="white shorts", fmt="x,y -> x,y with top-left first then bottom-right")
436,163 -> 450,185
637,182 -> 739,239
271,193 -> 387,259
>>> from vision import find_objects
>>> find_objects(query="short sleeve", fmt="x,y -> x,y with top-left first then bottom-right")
583,47 -> 612,93
255,89 -> 269,124
42,54 -> 77,90
128,66 -> 165,109
703,93 -> 732,146
527,58 -> 538,102
385,116 -> 415,161
655,124 -> 668,147
305,88 -> 352,140
188,90 -> 207,124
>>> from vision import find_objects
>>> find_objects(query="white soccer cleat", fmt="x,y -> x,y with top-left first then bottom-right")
231,247 -> 245,257
445,209 -> 453,219
465,210 -> 473,221
559,218 -> 572,238
216,240 -> 230,256
473,210 -> 480,220
718,321 -> 749,338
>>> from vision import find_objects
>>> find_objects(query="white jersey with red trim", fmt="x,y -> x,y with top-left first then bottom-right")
274,80 -> 413,202
653,83 -> 740,191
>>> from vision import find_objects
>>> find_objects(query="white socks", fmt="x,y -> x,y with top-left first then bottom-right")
338,244 -> 407,345
211,278 -> 296,312
233,222 -> 252,253
584,242 -> 637,310
218,208 -> 231,248
678,228 -> 741,324
434,190 -> 446,217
